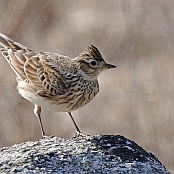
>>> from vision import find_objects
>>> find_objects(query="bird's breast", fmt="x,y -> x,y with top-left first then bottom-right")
66,80 -> 99,110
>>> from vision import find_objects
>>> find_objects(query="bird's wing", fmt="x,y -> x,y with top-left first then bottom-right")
32,53 -> 68,96
0,33 -> 67,96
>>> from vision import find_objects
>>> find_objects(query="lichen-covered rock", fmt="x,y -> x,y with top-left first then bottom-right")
0,135 -> 170,173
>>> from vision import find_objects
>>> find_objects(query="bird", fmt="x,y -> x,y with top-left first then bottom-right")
0,33 -> 116,138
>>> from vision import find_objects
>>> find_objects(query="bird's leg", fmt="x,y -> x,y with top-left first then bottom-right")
67,112 -> 84,137
34,105 -> 46,138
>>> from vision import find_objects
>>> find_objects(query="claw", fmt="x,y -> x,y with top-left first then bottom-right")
73,130 -> 90,139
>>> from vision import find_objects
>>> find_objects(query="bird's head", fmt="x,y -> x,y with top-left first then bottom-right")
76,45 -> 116,78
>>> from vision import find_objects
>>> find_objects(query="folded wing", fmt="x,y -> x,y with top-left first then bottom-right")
0,33 -> 67,96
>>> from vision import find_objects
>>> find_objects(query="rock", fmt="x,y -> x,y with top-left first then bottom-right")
0,135 -> 170,173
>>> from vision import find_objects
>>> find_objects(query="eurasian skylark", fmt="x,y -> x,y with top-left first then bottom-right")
0,33 -> 116,137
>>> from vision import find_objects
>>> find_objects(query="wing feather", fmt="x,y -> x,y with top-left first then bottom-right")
0,33 -> 68,96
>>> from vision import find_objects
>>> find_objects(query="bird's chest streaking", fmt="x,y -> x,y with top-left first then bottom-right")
64,75 -> 99,111
17,74 -> 99,112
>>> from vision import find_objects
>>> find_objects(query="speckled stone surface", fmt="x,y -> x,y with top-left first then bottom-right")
0,135 -> 170,173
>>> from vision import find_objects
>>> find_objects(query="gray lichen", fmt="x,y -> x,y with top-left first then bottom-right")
0,135 -> 170,173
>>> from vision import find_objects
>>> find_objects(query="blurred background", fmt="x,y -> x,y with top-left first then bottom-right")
0,0 -> 173,172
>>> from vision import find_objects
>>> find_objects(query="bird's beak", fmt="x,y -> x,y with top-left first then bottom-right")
101,63 -> 116,70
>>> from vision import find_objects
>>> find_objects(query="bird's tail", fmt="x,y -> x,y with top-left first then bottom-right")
0,33 -> 30,80
0,33 -> 26,50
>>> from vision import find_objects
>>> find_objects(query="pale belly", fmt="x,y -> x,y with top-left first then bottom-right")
17,80 -> 98,112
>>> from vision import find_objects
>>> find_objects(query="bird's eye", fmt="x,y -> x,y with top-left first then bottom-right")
90,61 -> 97,66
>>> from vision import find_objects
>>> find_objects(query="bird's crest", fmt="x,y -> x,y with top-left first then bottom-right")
80,45 -> 104,62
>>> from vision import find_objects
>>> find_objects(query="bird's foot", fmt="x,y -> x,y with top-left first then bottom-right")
41,133 -> 47,139
73,130 -> 90,139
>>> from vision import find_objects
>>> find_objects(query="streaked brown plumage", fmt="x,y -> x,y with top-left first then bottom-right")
0,33 -> 116,137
